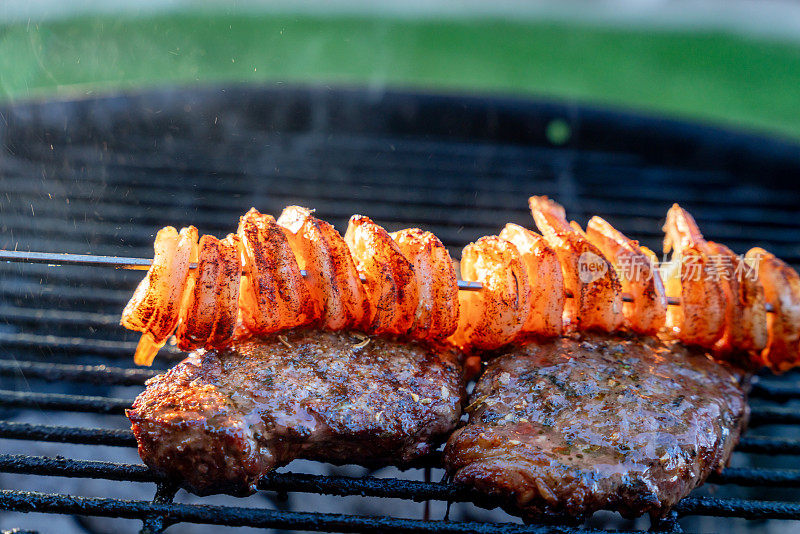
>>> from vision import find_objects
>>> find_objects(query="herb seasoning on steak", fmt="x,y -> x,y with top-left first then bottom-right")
128,329 -> 464,495
444,333 -> 748,520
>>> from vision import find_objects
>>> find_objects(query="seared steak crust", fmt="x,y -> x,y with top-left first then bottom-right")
128,329 -> 464,495
444,333 -> 748,520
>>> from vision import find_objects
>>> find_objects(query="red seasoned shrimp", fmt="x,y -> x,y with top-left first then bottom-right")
705,241 -> 767,361
278,206 -> 371,330
450,236 -> 531,350
238,208 -> 315,334
747,247 -> 800,372
176,234 -> 242,351
391,228 -> 459,340
498,223 -> 564,338
662,205 -> 726,349
586,216 -> 666,335
345,215 -> 418,335
121,225 -> 198,366
529,196 -> 623,333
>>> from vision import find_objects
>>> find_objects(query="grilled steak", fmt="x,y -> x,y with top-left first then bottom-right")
128,329 -> 464,495
444,333 -> 748,520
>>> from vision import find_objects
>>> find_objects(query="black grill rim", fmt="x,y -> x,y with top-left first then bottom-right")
3,84 -> 800,187
3,85 -> 800,533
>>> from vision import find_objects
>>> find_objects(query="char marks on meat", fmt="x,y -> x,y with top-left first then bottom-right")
444,333 -> 748,520
128,329 -> 464,495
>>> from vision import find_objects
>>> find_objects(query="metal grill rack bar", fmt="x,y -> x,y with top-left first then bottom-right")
0,421 -> 137,447
0,490 -> 800,533
0,360 -> 157,385
3,455 -> 800,495
0,490 -> 644,534
2,86 -> 800,533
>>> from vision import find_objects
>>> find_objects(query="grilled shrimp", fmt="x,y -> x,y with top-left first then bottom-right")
176,234 -> 219,351
450,236 -> 531,350
345,215 -> 419,335
278,206 -> 371,330
706,241 -> 767,361
662,205 -> 726,349
238,208 -> 315,334
586,216 -> 666,335
121,225 -> 198,366
747,247 -> 800,372
529,196 -> 623,333
176,234 -> 242,351
207,234 -> 243,347
498,223 -> 564,338
391,228 -> 459,340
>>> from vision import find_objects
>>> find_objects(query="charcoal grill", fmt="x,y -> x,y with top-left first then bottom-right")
1,85 -> 800,533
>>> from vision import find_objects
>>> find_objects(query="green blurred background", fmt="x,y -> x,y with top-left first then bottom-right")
1,10 -> 799,139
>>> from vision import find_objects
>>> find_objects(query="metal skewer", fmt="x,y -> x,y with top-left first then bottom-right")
0,249 -> 489,288
0,249 -> 773,311
0,250 -> 154,270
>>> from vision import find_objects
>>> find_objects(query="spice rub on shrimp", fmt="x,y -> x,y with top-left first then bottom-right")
120,200 -> 800,372
450,236 -> 531,351
121,226 -> 198,366
345,215 -> 419,335
705,241 -> 767,361
277,206 -> 370,330
662,205 -> 728,349
176,234 -> 242,351
391,228 -> 459,340
498,223 -> 564,338
586,216 -> 666,335
529,196 -> 623,333
237,208 -> 315,335
747,247 -> 800,372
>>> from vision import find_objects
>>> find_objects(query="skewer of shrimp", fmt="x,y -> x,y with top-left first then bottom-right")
455,198 -> 796,375
121,207 -> 463,364
117,201 -> 800,372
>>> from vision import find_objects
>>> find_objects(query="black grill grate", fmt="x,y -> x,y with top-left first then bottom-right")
1,86 -> 800,533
